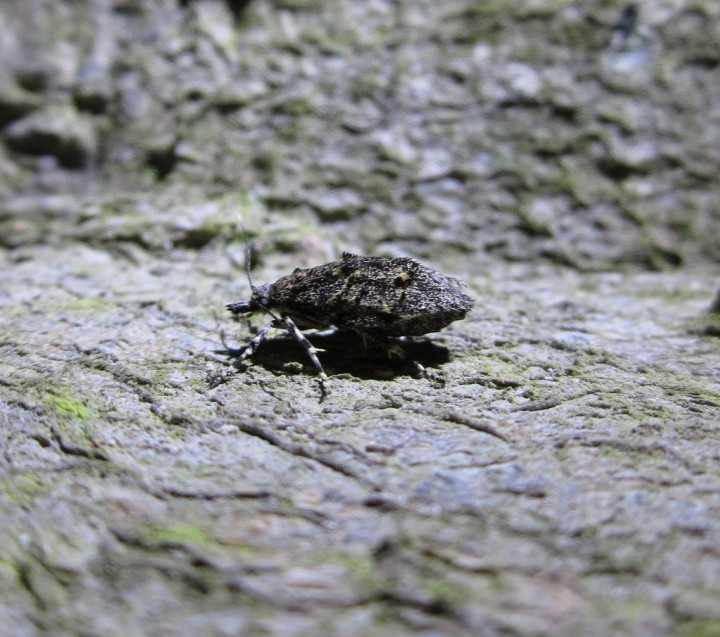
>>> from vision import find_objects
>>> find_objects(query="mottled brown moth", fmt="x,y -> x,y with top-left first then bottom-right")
222,251 -> 473,400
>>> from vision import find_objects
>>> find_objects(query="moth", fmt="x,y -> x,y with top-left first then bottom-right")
222,251 -> 474,400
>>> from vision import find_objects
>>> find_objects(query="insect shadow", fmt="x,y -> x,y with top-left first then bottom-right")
216,329 -> 450,382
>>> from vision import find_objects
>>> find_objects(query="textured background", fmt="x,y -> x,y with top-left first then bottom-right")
1,1 -> 719,636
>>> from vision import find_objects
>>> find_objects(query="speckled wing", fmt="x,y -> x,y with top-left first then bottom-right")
267,253 -> 474,336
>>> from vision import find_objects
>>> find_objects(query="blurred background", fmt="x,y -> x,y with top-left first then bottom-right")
2,0 -> 718,271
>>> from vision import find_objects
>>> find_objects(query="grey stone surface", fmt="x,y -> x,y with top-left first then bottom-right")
1,1 -> 719,636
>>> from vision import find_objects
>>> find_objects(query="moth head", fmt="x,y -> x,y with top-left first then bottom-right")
227,283 -> 271,315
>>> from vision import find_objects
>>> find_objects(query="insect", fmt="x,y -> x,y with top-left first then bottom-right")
221,250 -> 474,400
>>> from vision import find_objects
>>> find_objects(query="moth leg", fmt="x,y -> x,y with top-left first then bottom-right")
232,319 -> 281,366
209,319 -> 280,388
280,316 -> 329,401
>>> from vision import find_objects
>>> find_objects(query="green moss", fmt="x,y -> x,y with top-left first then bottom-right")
577,525 -> 599,540
252,149 -> 282,183
63,296 -> 114,314
334,553 -> 386,595
176,223 -> 233,248
598,110 -> 638,135
302,28 -> 361,54
142,524 -> 215,549
688,314 -> 720,338
668,216 -> 697,241
510,41 -> 558,65
673,620 -> 720,637
50,390 -> 91,421
275,96 -> 315,118
350,73 -> 384,101
273,0 -> 322,9
0,474 -> 47,507
597,445 -> 626,459
616,597 -> 651,619
641,370 -> 720,406
551,20 -> 603,49
446,0 -> 522,23
421,577 -> 471,611
16,558 -> 69,610
442,0 -> 579,45
545,166 -> 583,202
636,242 -> 684,270
471,355 -> 523,377
147,365 -> 171,387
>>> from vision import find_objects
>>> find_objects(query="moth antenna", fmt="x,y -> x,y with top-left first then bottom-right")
242,228 -> 258,294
